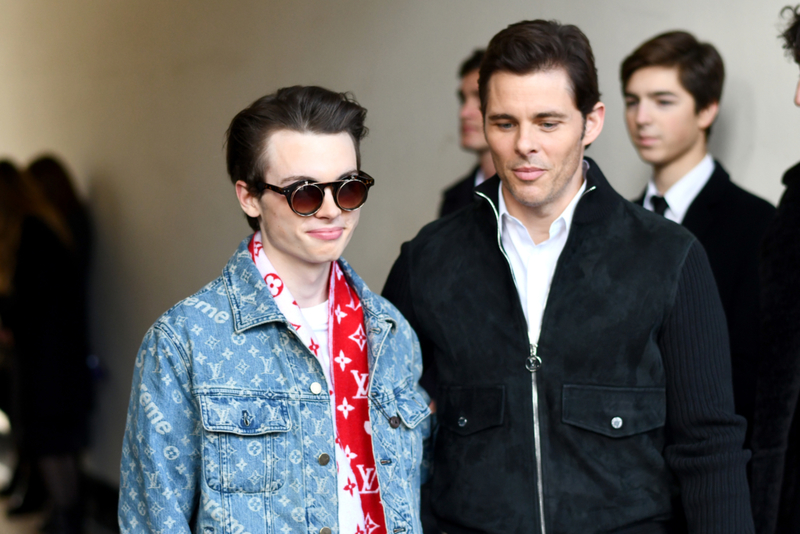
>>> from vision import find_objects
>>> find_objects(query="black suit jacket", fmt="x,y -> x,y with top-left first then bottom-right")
636,161 -> 776,447
438,166 -> 479,218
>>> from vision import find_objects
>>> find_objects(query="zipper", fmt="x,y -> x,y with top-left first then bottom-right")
526,338 -> 545,534
476,190 -> 546,533
476,183 -> 595,534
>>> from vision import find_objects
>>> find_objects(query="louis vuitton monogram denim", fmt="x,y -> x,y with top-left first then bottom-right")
118,236 -> 431,534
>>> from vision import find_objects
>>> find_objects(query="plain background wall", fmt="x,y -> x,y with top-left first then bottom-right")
1,0 -> 798,486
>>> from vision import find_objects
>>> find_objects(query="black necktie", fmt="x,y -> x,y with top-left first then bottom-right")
651,195 -> 668,216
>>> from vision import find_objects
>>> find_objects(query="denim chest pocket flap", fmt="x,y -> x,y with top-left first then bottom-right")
198,394 -> 291,494
393,385 -> 431,429
562,384 -> 666,438
440,385 -> 505,436
199,395 -> 291,435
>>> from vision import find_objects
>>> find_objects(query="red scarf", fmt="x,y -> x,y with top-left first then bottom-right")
249,233 -> 386,534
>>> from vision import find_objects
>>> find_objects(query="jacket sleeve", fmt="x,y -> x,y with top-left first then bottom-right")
383,243 -> 436,490
383,242 -> 435,376
660,240 -> 754,533
118,324 -> 200,534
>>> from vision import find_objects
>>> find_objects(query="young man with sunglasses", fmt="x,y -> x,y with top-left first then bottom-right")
119,86 -> 431,534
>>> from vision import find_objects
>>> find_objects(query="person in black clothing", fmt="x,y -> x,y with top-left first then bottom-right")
438,49 -> 496,217
750,6 -> 800,533
621,31 -> 776,449
383,20 -> 752,533
0,158 -> 93,534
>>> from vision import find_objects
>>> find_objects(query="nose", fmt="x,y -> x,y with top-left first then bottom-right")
515,124 -> 538,156
794,79 -> 800,107
635,102 -> 651,125
314,187 -> 341,219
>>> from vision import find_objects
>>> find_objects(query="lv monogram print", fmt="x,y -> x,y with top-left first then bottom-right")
118,236 -> 432,534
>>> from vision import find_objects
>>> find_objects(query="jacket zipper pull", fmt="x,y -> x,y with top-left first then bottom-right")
526,342 -> 542,372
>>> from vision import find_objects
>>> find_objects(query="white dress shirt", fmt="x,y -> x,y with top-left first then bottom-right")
643,154 -> 714,223
498,163 -> 588,341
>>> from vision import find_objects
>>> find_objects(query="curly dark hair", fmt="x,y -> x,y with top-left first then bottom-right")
781,5 -> 800,64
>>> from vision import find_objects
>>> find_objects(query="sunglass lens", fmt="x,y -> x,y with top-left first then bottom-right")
292,185 -> 324,215
337,181 -> 367,210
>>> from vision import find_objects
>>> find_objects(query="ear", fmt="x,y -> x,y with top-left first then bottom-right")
235,180 -> 262,219
697,101 -> 719,130
582,101 -> 606,147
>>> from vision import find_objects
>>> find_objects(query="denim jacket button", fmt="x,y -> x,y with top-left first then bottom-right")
310,382 -> 323,394
318,453 -> 331,466
458,416 -> 468,427
389,416 -> 401,428
320,528 -> 332,534
611,416 -> 623,429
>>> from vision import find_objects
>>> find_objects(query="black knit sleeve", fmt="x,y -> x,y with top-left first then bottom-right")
660,240 -> 754,533
382,242 -> 436,393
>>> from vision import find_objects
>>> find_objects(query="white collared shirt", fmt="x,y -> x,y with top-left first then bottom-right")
499,162 -> 588,341
643,154 -> 714,223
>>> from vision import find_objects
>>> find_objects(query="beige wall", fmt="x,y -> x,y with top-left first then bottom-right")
1,0 -> 796,484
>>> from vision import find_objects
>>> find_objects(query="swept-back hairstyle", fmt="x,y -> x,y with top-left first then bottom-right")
479,19 -> 600,118
620,31 -> 724,115
225,85 -> 368,230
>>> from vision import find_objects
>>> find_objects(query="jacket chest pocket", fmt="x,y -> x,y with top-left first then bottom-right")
199,394 -> 291,494
561,385 -> 665,437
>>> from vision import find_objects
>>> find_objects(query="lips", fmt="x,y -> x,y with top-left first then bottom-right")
636,136 -> 659,148
307,227 -> 344,241
513,166 -> 546,181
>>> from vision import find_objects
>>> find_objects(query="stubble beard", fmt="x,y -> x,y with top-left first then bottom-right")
502,141 -> 584,210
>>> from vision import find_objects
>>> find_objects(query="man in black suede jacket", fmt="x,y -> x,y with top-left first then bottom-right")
383,20 -> 753,534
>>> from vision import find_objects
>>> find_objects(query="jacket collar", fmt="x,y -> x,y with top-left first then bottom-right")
681,160 -> 729,239
473,156 -> 621,224
222,235 -> 395,334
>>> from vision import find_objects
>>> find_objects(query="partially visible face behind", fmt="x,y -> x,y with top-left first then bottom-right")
484,68 -> 603,216
624,66 -> 716,169
794,77 -> 800,107
459,69 -> 489,152
238,130 -> 360,274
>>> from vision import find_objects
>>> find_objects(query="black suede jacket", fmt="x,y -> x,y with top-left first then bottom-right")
383,159 -> 753,534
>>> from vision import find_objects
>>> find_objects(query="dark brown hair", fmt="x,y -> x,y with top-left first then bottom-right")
478,20 -> 600,118
459,49 -> 485,78
225,85 -> 368,230
781,5 -> 800,64
620,31 -> 724,115
28,155 -> 84,222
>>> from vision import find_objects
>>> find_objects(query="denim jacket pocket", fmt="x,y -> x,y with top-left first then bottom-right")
199,394 -> 291,493
561,385 -> 666,438
439,385 -> 505,436
394,383 -> 431,430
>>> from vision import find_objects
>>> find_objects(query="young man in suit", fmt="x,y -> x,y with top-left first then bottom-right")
621,31 -> 775,448
438,49 -> 496,217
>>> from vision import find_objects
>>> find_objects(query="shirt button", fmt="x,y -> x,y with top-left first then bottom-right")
318,453 -> 330,466
458,416 -> 468,427
310,382 -> 322,394
320,528 -> 332,534
611,416 -> 623,429
389,416 -> 401,428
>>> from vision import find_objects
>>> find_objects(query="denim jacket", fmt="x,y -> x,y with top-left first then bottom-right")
119,237 -> 431,534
